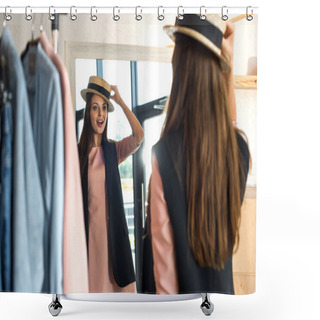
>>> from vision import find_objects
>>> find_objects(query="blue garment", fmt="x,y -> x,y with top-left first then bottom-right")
0,27 -> 45,293
22,43 -> 64,294
1,98 -> 13,291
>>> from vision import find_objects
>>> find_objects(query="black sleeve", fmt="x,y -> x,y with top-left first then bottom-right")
236,131 -> 250,203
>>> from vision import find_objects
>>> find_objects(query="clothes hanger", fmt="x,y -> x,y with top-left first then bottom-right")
21,15 -> 40,61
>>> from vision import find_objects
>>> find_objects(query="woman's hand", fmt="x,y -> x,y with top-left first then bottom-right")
222,21 -> 237,121
110,85 -> 124,106
110,84 -> 144,146
221,21 -> 235,68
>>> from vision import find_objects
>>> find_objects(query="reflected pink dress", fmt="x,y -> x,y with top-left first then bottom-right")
87,136 -> 138,293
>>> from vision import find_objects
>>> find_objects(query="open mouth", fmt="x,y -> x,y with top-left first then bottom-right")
97,120 -> 104,128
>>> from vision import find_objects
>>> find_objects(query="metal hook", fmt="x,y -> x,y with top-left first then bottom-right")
135,6 -> 142,21
49,6 -> 55,21
221,6 -> 228,21
25,6 -> 32,21
200,6 -> 207,20
4,6 -> 12,22
246,6 -> 254,21
90,6 -> 98,21
113,6 -> 120,21
157,6 -> 165,21
177,6 -> 184,20
70,6 -> 77,21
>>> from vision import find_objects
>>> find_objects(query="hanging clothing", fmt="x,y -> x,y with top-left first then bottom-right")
21,42 -> 64,294
39,31 -> 89,294
0,97 -> 13,291
0,27 -> 45,293
149,128 -> 250,294
81,135 -> 138,291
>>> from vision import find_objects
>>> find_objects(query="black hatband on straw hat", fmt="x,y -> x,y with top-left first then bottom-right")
175,14 -> 223,50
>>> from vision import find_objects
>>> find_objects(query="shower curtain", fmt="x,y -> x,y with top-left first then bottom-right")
0,8 -> 257,296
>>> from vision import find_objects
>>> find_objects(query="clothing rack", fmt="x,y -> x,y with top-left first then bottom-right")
51,13 -> 59,54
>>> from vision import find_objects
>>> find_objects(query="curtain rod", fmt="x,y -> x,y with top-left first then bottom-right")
0,6 -> 259,15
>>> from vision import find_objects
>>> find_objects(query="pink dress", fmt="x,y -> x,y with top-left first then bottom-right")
87,136 -> 138,293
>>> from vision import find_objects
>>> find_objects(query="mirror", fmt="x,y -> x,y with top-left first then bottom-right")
71,41 -> 173,292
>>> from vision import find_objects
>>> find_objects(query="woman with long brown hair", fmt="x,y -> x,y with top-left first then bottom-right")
78,76 -> 144,293
145,15 -> 250,294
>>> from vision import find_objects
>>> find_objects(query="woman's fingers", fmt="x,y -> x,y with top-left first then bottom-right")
224,21 -> 235,40
221,21 -> 235,65
109,85 -> 124,106
110,85 -> 118,99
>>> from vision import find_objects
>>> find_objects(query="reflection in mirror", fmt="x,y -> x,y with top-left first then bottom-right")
75,55 -> 172,292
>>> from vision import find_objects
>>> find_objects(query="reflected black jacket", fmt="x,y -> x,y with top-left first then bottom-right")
81,138 -> 135,288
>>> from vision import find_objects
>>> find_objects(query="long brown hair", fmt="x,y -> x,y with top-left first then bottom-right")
163,33 -> 246,270
78,92 -> 108,177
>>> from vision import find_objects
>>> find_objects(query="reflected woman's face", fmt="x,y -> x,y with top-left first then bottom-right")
90,94 -> 108,135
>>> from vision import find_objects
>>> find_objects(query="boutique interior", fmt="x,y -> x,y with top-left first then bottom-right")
0,9 -> 257,295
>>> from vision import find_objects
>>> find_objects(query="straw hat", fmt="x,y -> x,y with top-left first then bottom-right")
163,14 -> 230,73
81,76 -> 114,112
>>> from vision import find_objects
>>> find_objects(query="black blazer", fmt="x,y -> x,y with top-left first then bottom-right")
143,128 -> 249,294
81,139 -> 135,288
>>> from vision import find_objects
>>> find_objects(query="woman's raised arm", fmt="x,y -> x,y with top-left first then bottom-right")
110,85 -> 145,146
222,21 -> 237,123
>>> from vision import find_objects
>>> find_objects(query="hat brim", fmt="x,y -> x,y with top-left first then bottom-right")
81,88 -> 115,112
163,25 -> 230,73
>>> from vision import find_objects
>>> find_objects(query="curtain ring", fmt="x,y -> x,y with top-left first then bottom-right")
70,6 -> 77,21
4,6 -> 12,21
157,6 -> 165,21
177,6 -> 184,20
49,6 -> 55,21
25,6 -> 32,21
90,6 -> 98,21
246,6 -> 254,21
113,6 -> 120,21
200,6 -> 207,20
221,6 -> 228,21
135,6 -> 142,21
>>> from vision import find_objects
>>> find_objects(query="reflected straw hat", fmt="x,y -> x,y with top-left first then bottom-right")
81,76 -> 115,112
163,14 -> 230,73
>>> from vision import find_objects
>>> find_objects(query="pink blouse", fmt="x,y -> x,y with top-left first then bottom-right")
87,135 -> 138,293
